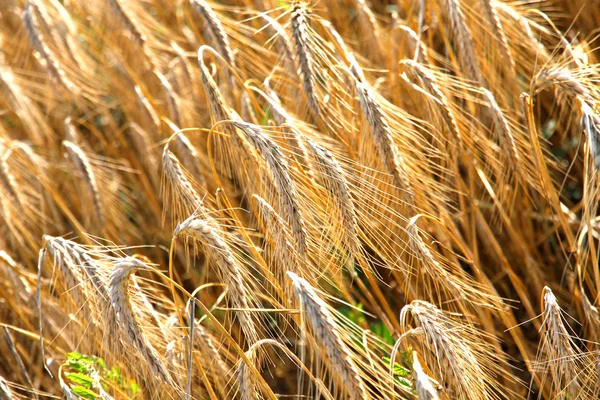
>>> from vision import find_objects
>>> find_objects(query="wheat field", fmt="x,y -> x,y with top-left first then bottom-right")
0,0 -> 599,398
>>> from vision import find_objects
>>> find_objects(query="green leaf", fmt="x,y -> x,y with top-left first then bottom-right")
67,352 -> 82,361
370,322 -> 395,345
130,380 -> 141,394
79,355 -> 95,365
68,360 -> 88,373
383,357 -> 411,377
396,376 -> 413,388
402,347 -> 413,369
71,385 -> 98,399
66,373 -> 95,389
95,357 -> 105,369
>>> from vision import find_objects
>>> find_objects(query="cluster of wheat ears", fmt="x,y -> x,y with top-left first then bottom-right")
1,0 -> 600,398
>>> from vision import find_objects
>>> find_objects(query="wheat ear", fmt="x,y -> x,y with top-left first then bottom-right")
482,88 -> 525,179
478,0 -> 516,74
400,300 -> 506,400
0,150 -> 23,211
62,141 -> 105,229
231,120 -> 309,258
290,2 -> 319,115
401,60 -> 463,146
190,0 -> 236,69
23,3 -> 78,94
412,351 -> 440,400
107,0 -> 149,52
155,70 -> 183,127
175,215 -> 259,344
538,287 -> 583,398
198,48 -> 260,168
350,60 -> 415,203
258,83 -> 316,182
441,0 -> 484,86
407,216 -> 501,309
110,258 -> 176,387
134,85 -> 161,133
251,194 -> 301,301
261,14 -> 295,66
305,138 -> 360,255
288,272 -> 369,400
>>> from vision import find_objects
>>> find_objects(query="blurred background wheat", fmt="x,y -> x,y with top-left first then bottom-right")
0,0 -> 599,398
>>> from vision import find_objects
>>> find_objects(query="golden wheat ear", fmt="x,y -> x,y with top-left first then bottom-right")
288,271 -> 370,400
400,300 -> 515,400
110,258 -> 179,389
229,120 -> 309,258
174,213 -> 264,346
406,214 -> 503,311
290,2 -> 319,116
535,287 -> 599,398
288,271 -> 414,399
